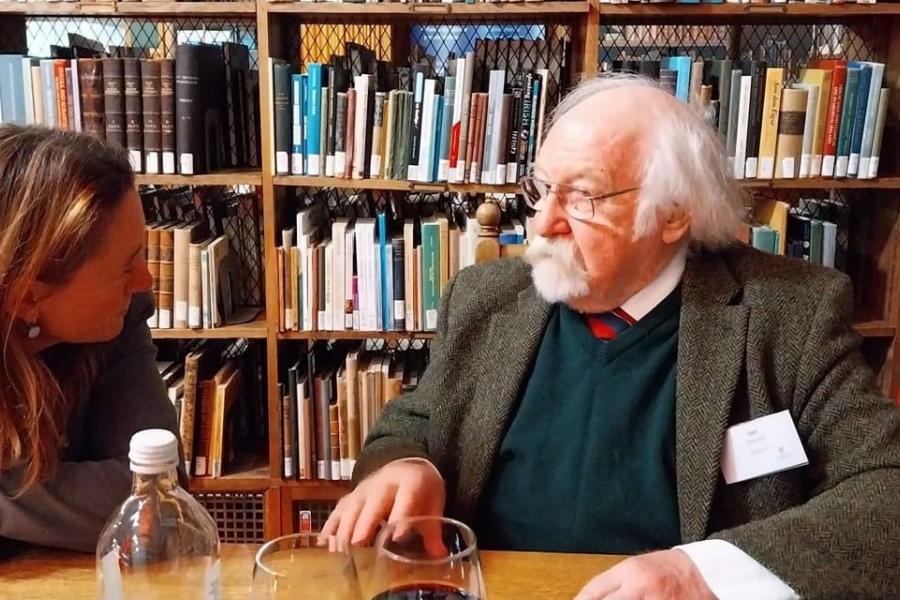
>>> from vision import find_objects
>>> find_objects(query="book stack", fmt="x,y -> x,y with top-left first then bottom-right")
610,57 -> 890,180
0,40 -> 260,175
741,197 -> 842,268
143,187 -> 263,331
276,193 -> 525,333
280,343 -> 428,481
270,40 -> 560,186
158,339 -> 265,479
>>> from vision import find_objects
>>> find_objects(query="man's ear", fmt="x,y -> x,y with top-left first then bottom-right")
661,208 -> 691,245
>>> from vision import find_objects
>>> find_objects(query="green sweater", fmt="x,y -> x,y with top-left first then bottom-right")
477,290 -> 682,554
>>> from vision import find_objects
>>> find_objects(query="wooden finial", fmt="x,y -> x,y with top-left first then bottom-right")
474,200 -> 502,264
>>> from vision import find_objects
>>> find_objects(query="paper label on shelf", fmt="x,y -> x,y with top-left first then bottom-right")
276,151 -> 289,175
868,157 -> 880,179
179,153 -> 194,176
291,153 -> 304,175
799,155 -> 811,179
848,153 -> 860,175
438,159 -> 449,182
145,152 -> 159,175
175,301 -> 188,324
370,155 -> 382,178
821,155 -> 836,177
858,157 -> 871,179
158,308 -> 172,329
744,157 -> 759,179
507,162 -> 519,184
394,300 -> 406,322
335,152 -> 346,176
426,309 -> 438,331
204,559 -> 221,600
811,155 -> 823,177
100,550 -> 124,600
162,152 -> 176,175
781,157 -> 795,179
307,154 -> 321,176
129,150 -> 141,172
835,155 -> 849,178
189,307 -> 201,328
325,155 -> 336,177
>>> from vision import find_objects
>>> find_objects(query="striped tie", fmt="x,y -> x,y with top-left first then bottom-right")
584,308 -> 636,340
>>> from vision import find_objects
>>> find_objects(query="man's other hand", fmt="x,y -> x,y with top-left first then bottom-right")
574,549 -> 717,600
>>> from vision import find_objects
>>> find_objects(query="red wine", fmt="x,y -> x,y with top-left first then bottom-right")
370,583 -> 480,600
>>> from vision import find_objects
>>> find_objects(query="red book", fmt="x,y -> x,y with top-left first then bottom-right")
821,64 -> 847,177
53,60 -> 69,131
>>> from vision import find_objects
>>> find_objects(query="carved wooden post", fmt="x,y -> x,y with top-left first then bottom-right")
474,200 -> 502,264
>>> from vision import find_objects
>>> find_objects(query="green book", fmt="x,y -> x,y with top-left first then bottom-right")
420,217 -> 441,331
835,66 -> 860,177
810,219 -> 824,265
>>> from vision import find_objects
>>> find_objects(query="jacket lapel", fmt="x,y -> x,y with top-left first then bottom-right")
455,284 -> 552,521
676,250 -> 749,542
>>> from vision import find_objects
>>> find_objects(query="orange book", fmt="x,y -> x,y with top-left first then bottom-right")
821,64 -> 847,177
53,60 -> 70,131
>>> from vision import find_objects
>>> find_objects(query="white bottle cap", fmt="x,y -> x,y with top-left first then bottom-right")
129,429 -> 179,475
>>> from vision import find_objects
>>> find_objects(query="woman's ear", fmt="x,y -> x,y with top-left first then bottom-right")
6,280 -> 55,321
661,208 -> 691,245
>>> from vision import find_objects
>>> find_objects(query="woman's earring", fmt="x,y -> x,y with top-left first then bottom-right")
27,322 -> 41,339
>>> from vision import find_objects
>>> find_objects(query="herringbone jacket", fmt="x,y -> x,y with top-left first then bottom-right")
353,244 -> 900,599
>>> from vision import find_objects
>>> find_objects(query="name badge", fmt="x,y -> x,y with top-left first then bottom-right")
721,410 -> 809,485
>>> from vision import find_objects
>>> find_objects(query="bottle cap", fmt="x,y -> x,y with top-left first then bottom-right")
129,429 -> 179,475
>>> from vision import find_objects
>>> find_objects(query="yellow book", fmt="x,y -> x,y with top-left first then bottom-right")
757,68 -> 785,179
756,199 -> 790,255
290,246 -> 300,331
436,213 -> 450,292
798,68 -> 833,177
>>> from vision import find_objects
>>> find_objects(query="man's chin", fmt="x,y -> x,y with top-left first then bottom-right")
529,261 -> 590,304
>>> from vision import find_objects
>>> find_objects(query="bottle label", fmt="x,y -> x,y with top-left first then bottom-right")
100,549 -> 124,600
204,558 -> 222,600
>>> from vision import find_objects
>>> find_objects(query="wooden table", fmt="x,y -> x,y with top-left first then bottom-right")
0,544 -> 624,599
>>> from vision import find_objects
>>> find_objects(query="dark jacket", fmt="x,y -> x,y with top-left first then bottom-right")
0,292 -> 177,552
354,245 -> 900,599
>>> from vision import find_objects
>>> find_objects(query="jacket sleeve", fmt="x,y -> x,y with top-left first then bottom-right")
0,292 -> 179,552
351,272 -> 462,487
711,274 -> 900,599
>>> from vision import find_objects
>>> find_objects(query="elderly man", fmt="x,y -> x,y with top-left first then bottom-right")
322,74 -> 900,599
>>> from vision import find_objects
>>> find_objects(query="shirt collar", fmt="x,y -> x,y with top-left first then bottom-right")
620,244 -> 688,322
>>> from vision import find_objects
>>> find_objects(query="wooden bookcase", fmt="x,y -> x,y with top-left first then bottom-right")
2,0 -> 900,540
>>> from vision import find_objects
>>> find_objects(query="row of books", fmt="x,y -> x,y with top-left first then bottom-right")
158,339 -> 267,479
599,0 -> 877,4
280,344 -> 428,481
277,194 -> 526,333
271,40 -> 557,186
614,57 -> 890,180
143,189 -> 262,331
0,41 -> 260,175
742,197 -> 841,266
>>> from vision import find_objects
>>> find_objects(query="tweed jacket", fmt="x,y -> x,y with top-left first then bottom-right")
353,244 -> 900,599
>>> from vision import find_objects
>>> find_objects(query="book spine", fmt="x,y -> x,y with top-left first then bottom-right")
146,227 -> 160,328
756,68 -> 784,179
725,69 -> 743,171
141,59 -> 162,175
774,87 -> 807,179
40,61 -> 57,129
174,46 -> 202,175
158,228 -> 174,329
273,62 -> 291,176
292,74 -> 306,175
325,73 -> 337,177
392,238 -> 405,331
54,61 -> 70,131
345,88 -> 356,179
821,65 -> 847,178
835,67 -> 860,178
438,77 -> 455,182
507,81 -> 523,184
867,88 -> 890,179
123,58 -> 143,172
159,59 -> 176,175
847,65 -> 872,177
370,91 -> 386,178
78,59 -> 105,139
306,63 -> 322,176
744,60 -> 767,179
334,91 -> 348,177
858,63 -> 885,177
408,71 -> 425,180
102,58 -> 124,147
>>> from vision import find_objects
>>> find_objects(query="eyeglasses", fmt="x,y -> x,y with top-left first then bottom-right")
519,175 -> 640,222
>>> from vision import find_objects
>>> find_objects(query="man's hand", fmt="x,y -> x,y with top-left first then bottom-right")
321,459 -> 446,547
574,550 -> 717,600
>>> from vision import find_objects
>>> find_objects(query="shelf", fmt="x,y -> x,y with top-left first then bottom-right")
274,175 -> 520,194
740,177 -> 900,190
151,314 -> 268,339
853,320 -> 895,339
596,2 -> 900,19
279,330 -> 436,340
265,1 -> 588,16
0,1 -> 258,16
136,169 -> 262,187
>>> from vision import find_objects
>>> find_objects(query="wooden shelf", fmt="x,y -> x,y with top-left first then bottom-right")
265,1 -> 588,16
596,2 -> 900,18
279,330 -> 436,341
0,1 -> 258,16
853,320 -> 895,338
740,177 -> 900,190
151,314 -> 268,339
274,175 -> 519,194
136,169 -> 262,187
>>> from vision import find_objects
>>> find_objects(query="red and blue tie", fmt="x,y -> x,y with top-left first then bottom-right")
584,308 -> 636,340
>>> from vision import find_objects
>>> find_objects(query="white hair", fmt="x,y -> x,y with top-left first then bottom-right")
549,73 -> 745,248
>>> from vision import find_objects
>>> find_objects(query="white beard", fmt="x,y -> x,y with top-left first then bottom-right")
523,236 -> 590,304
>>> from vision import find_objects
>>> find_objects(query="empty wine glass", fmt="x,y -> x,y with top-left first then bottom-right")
367,516 -> 486,600
250,533 -> 362,600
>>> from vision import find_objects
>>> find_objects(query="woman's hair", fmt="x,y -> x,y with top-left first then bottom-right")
549,73 -> 745,248
0,125 -> 134,491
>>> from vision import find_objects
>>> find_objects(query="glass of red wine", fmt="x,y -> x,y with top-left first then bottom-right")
250,533 -> 362,600
367,516 -> 487,600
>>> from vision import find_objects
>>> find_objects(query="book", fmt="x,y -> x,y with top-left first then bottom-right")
774,87 -> 807,179
140,59 -> 162,175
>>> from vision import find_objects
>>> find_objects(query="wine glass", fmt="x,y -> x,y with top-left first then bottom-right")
367,516 -> 486,600
250,532 -> 362,600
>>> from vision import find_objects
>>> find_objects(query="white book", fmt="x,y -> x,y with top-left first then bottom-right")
464,214 -> 479,269
482,70 -> 506,185
453,53 -> 475,183
355,220 -> 376,330
403,221 -> 415,330
323,240 -> 333,331
282,229 -> 295,330
344,225 -> 355,329
449,57 -> 467,183
296,380 -> 309,480
371,235 -> 382,331
200,247 -> 211,329
822,221 -> 837,268
794,83 -> 819,178
857,62 -> 885,178
734,75 -> 752,180
867,88 -> 890,179
22,58 -> 36,124
417,79 -> 436,183
332,219 -> 348,331
352,75 -> 369,180
296,207 -> 317,330
70,59 -> 81,132
291,75 -> 304,175
30,65 -> 43,125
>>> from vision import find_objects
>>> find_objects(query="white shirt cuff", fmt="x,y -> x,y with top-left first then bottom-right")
676,539 -> 799,600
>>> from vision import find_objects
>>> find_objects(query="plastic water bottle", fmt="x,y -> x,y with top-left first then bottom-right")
96,429 -> 221,600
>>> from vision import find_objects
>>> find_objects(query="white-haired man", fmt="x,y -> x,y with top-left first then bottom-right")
323,75 -> 900,599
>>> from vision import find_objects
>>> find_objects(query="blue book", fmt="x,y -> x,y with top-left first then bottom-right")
290,73 -> 305,175
431,95 -> 443,182
306,63 -> 323,176
377,212 -> 393,331
847,62 -> 872,177
664,56 -> 692,103
0,55 -> 26,124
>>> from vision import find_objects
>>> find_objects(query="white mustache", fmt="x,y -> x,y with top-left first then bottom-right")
524,236 -> 590,303
524,236 -> 588,276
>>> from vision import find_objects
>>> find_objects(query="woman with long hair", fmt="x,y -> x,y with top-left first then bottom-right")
0,125 -> 177,552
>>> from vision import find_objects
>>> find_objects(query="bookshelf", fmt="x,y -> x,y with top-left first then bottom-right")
3,0 -> 900,541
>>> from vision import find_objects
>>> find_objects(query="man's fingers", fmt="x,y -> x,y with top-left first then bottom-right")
420,518 -> 449,559
320,502 -> 343,537
351,485 -> 396,545
336,495 -> 366,544
574,570 -> 623,600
